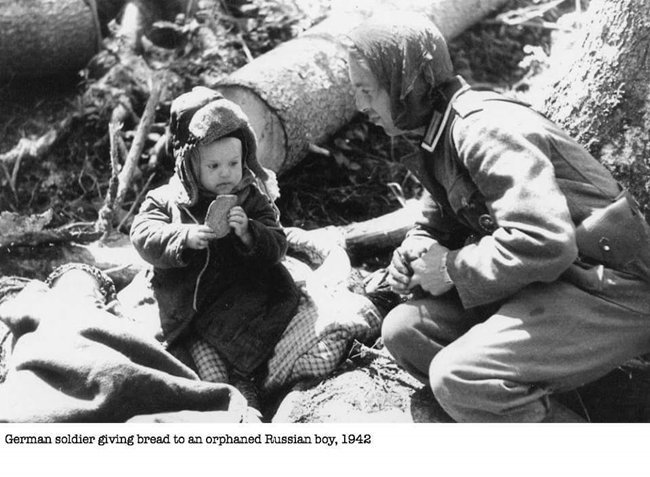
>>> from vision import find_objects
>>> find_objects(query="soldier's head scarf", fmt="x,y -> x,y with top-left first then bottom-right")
348,12 -> 455,130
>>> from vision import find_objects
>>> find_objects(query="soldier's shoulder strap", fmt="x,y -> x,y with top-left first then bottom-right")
451,89 -> 531,119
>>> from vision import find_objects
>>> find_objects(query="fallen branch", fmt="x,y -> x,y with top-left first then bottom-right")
0,210 -> 100,250
0,226 -> 101,250
96,120 -> 124,238
93,75 -> 162,241
492,0 -> 565,26
117,171 -> 157,232
341,199 -> 420,257
0,117 -> 73,169
482,18 -> 573,32
114,76 -> 162,212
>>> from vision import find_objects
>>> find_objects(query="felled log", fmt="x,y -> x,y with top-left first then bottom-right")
215,0 -> 510,173
0,0 -> 100,79
0,0 -> 190,79
342,199 -> 420,257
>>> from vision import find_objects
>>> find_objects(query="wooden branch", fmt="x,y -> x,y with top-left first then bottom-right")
114,77 -> 162,214
0,164 -> 17,204
492,0 -> 564,26
341,199 -> 421,257
117,171 -> 157,232
0,226 -> 101,249
482,18 -> 573,32
0,117 -> 72,168
96,120 -> 124,239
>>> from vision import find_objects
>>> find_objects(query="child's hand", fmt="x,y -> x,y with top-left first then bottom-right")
186,225 -> 218,249
228,206 -> 253,247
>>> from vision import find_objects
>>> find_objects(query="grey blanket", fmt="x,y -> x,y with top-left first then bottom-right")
0,282 -> 247,423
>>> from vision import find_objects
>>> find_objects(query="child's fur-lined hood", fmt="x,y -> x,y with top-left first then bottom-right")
169,86 -> 277,206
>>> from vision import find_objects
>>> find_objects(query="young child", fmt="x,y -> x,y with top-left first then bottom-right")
130,87 -> 299,409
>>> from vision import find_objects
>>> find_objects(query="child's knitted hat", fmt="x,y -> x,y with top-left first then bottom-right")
169,86 -> 276,206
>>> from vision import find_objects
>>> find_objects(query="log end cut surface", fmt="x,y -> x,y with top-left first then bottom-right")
217,85 -> 288,173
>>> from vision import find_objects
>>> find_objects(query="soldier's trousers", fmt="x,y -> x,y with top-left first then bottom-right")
382,262 -> 650,422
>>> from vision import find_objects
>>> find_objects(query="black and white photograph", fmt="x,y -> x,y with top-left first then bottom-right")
1,0 -> 649,475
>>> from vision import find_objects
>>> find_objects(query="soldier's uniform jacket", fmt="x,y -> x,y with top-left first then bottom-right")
403,76 -> 650,309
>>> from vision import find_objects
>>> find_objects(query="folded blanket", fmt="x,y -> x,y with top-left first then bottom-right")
0,281 -> 247,423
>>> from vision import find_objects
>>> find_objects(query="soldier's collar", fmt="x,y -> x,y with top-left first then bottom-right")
421,76 -> 470,152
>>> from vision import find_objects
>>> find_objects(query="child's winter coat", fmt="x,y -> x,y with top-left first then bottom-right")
130,87 -> 299,376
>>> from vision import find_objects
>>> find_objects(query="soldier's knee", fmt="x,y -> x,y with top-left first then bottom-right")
429,348 -> 545,422
429,347 -> 464,412
429,347 -> 493,422
381,304 -> 418,356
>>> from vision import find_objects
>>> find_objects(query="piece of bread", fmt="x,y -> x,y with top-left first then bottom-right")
205,194 -> 238,238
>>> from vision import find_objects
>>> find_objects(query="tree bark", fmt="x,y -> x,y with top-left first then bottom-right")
0,0 -> 99,79
541,0 -> 650,423
215,0 -> 510,173
543,0 -> 650,215
341,199 -> 421,257
0,0 -> 190,79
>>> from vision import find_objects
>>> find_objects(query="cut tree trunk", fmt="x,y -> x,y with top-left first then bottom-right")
215,0 -> 510,173
542,0 -> 650,423
0,0 -> 99,79
0,0 -> 190,79
342,199 -> 421,257
543,0 -> 650,215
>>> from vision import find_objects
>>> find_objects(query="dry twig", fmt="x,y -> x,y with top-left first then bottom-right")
492,0 -> 565,26
114,77 -> 163,210
117,171 -> 157,232
94,75 -> 162,240
96,120 -> 124,239
0,117 -> 73,168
